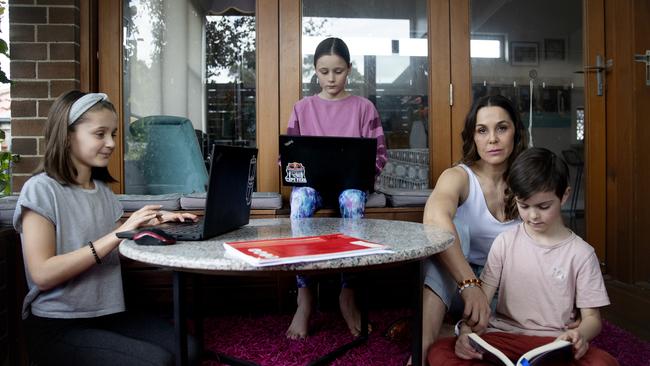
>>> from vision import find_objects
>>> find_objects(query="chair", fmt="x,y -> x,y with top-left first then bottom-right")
125,116 -> 208,195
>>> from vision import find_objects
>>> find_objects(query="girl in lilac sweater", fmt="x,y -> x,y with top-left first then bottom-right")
286,37 -> 387,340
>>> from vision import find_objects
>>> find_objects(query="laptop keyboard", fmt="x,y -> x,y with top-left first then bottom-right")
159,217 -> 204,238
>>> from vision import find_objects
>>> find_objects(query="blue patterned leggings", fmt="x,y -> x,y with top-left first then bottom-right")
291,187 -> 366,288
290,187 -> 367,219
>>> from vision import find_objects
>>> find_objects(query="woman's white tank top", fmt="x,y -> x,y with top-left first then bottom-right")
455,164 -> 520,266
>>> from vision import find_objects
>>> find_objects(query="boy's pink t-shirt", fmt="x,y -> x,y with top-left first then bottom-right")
481,224 -> 610,337
286,95 -> 387,175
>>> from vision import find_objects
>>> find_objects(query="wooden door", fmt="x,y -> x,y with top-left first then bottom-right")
603,0 -> 650,283
97,0 -> 123,193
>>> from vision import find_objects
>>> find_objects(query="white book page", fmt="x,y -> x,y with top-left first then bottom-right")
517,340 -> 572,366
467,333 -> 513,366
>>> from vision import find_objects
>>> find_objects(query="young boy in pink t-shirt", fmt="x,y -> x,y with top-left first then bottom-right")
428,147 -> 618,366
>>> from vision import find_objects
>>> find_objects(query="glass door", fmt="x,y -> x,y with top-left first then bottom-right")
301,0 -> 431,191
467,0 -> 585,236
122,0 -> 257,194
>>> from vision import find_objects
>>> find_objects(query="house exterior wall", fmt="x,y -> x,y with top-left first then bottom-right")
9,0 -> 81,192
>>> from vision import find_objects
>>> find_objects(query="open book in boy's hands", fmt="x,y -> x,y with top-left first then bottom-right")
467,333 -> 573,366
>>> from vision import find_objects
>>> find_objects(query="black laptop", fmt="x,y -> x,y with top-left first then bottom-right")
120,144 -> 258,241
279,135 -> 377,193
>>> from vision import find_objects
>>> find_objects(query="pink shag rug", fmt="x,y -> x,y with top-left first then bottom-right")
201,309 -> 650,366
591,321 -> 650,366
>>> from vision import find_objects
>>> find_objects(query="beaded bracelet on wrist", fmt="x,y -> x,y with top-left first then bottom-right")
457,278 -> 482,294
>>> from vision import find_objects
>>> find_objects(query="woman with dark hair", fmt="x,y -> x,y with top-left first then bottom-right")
417,95 -> 528,365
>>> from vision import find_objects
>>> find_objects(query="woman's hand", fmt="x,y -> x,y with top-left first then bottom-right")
148,210 -> 198,226
455,334 -> 483,360
460,286 -> 491,333
557,329 -> 589,359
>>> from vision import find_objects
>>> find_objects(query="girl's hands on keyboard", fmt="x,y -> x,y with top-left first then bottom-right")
150,211 -> 198,225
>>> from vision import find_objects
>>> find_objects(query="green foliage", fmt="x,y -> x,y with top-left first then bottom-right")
0,1 -> 8,84
123,1 -> 165,65
0,151 -> 19,196
303,18 -> 329,37
205,15 -> 255,84
0,1 -> 16,195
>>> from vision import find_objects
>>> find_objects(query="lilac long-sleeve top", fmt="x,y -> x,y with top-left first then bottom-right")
286,95 -> 387,176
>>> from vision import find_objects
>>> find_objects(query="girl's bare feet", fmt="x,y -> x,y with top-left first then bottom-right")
339,288 -> 372,337
286,287 -> 313,339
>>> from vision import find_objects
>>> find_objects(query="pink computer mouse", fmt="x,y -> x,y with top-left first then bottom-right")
133,228 -> 176,246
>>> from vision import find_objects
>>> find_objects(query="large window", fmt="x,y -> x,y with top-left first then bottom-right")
302,0 -> 430,190
122,0 -> 256,194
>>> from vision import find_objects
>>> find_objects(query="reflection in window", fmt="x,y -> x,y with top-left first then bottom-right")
576,107 -> 584,141
302,1 -> 430,190
205,13 -> 256,147
471,39 -> 502,59
469,0 -> 586,233
123,0 -> 256,194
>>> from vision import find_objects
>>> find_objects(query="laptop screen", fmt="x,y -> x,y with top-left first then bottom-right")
279,135 -> 376,193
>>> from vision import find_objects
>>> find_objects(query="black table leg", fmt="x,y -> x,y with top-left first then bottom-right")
192,274 -> 204,358
306,273 -> 369,366
190,272 -> 261,366
184,271 -> 373,366
173,271 -> 189,366
412,260 -> 425,366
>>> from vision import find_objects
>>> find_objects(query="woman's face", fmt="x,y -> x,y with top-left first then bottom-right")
473,106 -> 516,166
315,54 -> 350,100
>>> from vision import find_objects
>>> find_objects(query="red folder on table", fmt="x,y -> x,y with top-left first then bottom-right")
223,233 -> 393,267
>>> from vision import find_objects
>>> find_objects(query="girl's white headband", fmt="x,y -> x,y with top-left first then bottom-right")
68,93 -> 109,125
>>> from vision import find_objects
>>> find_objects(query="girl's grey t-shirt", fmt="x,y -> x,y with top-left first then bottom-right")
13,173 -> 125,319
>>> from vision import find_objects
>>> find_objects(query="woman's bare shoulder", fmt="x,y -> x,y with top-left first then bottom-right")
436,165 -> 470,190
424,165 -> 470,220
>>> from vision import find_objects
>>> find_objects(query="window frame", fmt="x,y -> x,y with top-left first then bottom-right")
94,0 -> 468,195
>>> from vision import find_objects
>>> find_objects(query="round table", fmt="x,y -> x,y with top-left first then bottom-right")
119,218 -> 454,366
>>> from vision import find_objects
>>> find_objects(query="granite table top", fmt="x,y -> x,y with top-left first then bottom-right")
119,218 -> 454,274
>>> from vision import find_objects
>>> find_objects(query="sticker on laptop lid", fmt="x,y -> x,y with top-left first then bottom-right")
246,155 -> 257,205
285,162 -> 307,183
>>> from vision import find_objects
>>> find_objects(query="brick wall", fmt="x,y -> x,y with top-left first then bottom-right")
9,0 -> 81,192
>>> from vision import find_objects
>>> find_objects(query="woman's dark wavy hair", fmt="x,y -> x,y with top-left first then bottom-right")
459,94 -> 528,220
506,147 -> 570,218
313,37 -> 351,67
40,90 -> 117,185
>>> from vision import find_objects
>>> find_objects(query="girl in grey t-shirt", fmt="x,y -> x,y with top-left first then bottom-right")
14,91 -> 198,365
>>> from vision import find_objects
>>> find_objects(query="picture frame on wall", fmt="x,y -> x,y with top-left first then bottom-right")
511,41 -> 538,66
544,38 -> 566,61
